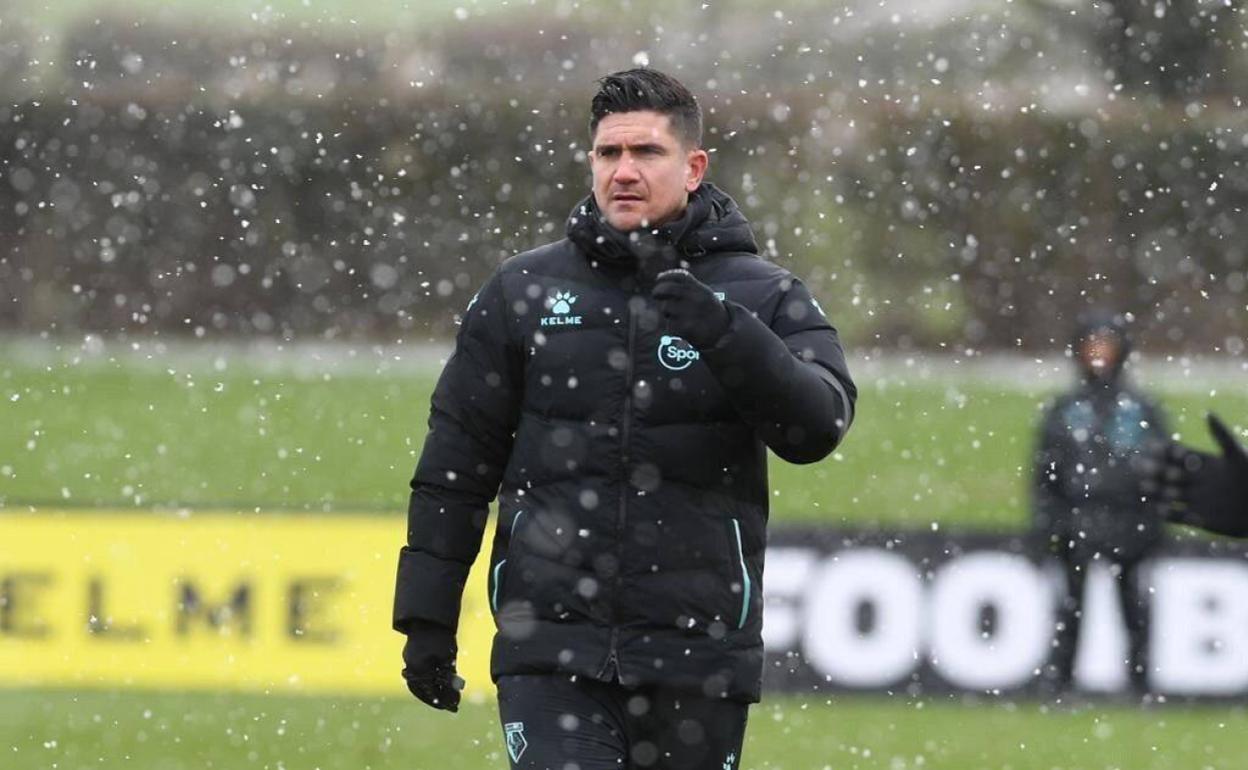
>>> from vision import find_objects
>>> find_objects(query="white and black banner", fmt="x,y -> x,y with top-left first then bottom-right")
762,528 -> 1248,699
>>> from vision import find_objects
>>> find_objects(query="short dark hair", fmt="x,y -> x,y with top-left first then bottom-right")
589,68 -> 703,148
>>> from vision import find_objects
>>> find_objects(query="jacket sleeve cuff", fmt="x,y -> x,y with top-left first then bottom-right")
702,300 -> 748,354
392,546 -> 468,633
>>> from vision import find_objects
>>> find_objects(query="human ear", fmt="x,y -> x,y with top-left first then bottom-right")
685,149 -> 709,191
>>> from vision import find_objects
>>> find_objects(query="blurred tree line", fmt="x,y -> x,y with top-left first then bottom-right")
0,1 -> 1245,354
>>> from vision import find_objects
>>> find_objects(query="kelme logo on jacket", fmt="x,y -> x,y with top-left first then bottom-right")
540,289 -> 582,327
658,335 -> 700,371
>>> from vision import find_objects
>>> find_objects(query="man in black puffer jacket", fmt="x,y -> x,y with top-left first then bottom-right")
393,68 -> 856,770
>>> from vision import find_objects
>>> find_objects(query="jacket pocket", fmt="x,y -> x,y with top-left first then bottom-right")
491,510 -> 525,613
728,517 -> 751,629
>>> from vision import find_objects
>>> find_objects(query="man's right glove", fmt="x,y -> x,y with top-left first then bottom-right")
401,620 -> 465,712
651,268 -> 731,349
1159,413 -> 1248,537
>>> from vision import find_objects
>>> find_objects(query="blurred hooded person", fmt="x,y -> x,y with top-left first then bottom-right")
1032,311 -> 1169,696
391,68 -> 856,770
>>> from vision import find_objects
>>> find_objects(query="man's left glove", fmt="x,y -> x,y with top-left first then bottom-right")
651,268 -> 730,349
401,620 -> 465,712
1158,413 -> 1248,537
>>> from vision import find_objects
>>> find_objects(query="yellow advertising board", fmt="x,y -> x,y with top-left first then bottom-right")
0,510 -> 498,699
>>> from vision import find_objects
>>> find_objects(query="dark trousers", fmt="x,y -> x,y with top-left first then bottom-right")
496,674 -> 749,770
1049,552 -> 1151,692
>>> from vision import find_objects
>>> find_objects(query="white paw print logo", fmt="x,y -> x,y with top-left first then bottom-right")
550,290 -> 577,314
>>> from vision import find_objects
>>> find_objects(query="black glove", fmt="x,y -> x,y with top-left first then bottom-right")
401,620 -> 464,712
650,268 -> 730,349
1159,413 -> 1248,537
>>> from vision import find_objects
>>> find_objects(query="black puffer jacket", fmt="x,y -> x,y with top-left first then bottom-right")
1033,315 -> 1168,561
393,183 -> 856,702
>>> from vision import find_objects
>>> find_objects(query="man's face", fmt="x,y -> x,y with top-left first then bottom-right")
1078,331 -> 1123,378
590,110 -> 708,231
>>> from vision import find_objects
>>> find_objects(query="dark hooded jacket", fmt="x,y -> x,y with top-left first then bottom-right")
1032,314 -> 1168,561
393,183 -> 856,702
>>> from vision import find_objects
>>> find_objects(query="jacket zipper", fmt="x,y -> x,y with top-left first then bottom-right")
491,511 -> 524,614
730,518 -> 750,629
598,302 -> 637,681
490,560 -> 506,613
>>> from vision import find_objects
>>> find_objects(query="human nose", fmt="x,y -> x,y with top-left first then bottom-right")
613,154 -> 640,184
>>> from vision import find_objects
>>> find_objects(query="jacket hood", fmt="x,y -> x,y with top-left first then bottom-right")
1070,309 -> 1131,385
565,182 -> 759,281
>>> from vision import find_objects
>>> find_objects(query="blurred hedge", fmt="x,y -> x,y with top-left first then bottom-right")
1,13 -> 1246,352
834,96 -> 1248,351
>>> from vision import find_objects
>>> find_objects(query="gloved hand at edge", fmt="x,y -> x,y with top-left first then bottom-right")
1157,413 -> 1248,538
401,619 -> 465,712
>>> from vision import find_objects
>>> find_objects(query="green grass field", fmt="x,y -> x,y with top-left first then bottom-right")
4,344 -> 1245,528
6,689 -> 1248,770
3,341 -> 1248,769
